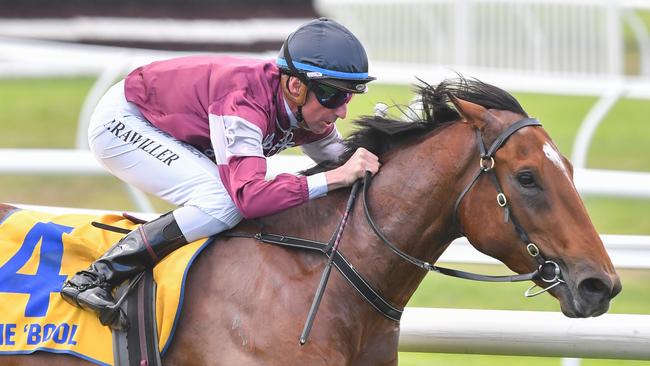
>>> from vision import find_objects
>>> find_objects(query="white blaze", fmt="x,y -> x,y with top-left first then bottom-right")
543,142 -> 570,179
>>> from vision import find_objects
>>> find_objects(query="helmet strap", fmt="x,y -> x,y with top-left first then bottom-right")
280,34 -> 313,130
295,105 -> 310,130
280,74 -> 310,129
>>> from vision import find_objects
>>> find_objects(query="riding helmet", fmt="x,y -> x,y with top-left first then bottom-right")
277,17 -> 375,93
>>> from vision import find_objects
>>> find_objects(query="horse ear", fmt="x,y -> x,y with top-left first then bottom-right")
447,93 -> 487,130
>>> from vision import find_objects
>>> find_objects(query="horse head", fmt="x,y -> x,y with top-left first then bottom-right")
336,77 -> 621,319
447,82 -> 622,317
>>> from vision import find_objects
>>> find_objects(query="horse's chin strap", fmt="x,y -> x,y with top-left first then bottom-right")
362,117 -> 565,297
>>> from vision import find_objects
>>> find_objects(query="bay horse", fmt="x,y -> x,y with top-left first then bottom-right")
1,77 -> 621,365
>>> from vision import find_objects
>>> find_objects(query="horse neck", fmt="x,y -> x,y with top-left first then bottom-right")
257,122 -> 477,309
341,121 -> 478,307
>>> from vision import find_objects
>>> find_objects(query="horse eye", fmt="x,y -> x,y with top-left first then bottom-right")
517,171 -> 537,188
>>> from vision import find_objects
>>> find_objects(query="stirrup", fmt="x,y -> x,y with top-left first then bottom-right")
100,272 -> 146,331
100,305 -> 129,331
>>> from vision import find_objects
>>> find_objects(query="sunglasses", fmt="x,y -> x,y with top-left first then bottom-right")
309,82 -> 352,109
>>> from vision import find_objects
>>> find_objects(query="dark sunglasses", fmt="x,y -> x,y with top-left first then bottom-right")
309,82 -> 352,109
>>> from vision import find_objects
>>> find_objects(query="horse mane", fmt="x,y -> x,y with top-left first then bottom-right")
302,76 -> 528,175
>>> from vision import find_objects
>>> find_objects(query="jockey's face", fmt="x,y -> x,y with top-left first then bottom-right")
300,90 -> 349,134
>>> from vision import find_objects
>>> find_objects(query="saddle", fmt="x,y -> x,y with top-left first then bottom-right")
0,209 -> 212,366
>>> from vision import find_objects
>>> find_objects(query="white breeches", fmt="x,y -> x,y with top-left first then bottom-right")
87,81 -> 243,242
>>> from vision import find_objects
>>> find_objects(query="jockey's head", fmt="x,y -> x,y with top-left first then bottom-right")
277,18 -> 375,131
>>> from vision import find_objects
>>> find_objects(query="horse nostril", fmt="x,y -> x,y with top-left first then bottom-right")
578,277 -> 610,302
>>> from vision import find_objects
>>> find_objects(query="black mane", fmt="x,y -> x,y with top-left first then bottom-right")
302,76 -> 528,175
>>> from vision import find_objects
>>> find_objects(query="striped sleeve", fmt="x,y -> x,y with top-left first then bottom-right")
208,97 -> 327,219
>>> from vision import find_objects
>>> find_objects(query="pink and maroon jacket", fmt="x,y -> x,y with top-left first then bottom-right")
124,55 -> 344,218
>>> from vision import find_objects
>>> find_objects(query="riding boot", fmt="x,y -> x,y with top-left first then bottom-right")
61,212 -> 187,328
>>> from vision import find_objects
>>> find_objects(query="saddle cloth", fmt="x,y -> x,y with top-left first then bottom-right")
0,209 -> 211,365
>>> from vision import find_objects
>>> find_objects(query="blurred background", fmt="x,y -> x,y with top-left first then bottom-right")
0,0 -> 648,365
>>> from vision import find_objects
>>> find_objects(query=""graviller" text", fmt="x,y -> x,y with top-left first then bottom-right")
106,121 -> 180,166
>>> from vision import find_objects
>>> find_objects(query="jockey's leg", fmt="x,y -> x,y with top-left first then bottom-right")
60,211 -> 187,326
61,206 -> 234,328
60,79 -> 242,328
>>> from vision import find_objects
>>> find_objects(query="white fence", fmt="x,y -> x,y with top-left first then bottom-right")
313,0 -> 650,100
5,2 -> 647,82
3,1 -> 650,96
0,17 -> 304,45
316,0 -> 650,78
13,200 -> 650,271
399,308 -> 650,360
3,147 -> 650,202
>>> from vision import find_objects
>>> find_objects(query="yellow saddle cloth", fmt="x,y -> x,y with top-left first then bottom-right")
0,209 -> 211,365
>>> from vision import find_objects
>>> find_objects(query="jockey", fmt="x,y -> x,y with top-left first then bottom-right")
60,17 -> 380,327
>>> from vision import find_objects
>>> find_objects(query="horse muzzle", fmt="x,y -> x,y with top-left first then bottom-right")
554,268 -> 622,318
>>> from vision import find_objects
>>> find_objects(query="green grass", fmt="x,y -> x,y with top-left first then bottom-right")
1,77 -> 649,365
0,77 -> 94,148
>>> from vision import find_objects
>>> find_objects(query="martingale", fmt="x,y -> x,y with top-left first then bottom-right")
0,209 -> 211,365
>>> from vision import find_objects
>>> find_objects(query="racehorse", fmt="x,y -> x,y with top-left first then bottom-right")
0,77 -> 621,365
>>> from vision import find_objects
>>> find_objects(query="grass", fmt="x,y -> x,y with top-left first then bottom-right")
0,77 -> 648,365
0,78 -> 91,148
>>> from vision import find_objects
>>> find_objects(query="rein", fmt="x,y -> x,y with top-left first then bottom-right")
224,118 -> 566,328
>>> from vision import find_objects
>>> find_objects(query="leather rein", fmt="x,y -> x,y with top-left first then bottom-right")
224,117 -> 565,323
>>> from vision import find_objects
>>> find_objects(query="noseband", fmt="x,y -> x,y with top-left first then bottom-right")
363,117 -> 565,297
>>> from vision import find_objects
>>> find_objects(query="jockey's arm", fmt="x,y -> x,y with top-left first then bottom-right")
300,127 -> 380,191
211,104 -> 378,219
222,148 -> 378,219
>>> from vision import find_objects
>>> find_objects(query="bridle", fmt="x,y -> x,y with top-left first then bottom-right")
216,116 -> 567,337
363,117 -> 565,297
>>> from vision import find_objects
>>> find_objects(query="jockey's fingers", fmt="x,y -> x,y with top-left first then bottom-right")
362,161 -> 380,176
357,157 -> 379,169
352,149 -> 379,165
357,147 -> 378,160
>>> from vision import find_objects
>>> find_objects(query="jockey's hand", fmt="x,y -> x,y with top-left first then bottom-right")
325,148 -> 380,191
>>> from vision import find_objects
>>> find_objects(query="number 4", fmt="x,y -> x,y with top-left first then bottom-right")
0,222 -> 72,317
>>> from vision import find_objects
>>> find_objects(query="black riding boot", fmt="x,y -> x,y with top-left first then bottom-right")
61,212 -> 187,328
